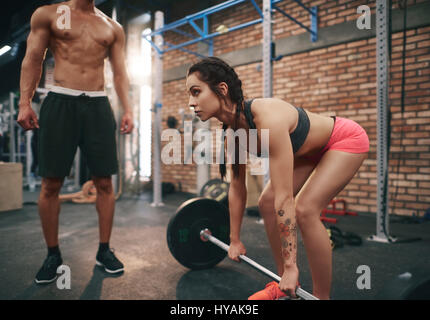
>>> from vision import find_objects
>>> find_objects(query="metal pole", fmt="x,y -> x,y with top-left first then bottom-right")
74,148 -> 80,190
112,4 -> 118,195
262,0 -> 273,100
152,11 -> 164,207
17,126 -> 21,163
9,92 -> 16,163
26,130 -> 32,186
262,0 -> 272,185
196,37 -> 211,194
369,0 -> 393,243
200,229 -> 318,300
196,121 -> 211,194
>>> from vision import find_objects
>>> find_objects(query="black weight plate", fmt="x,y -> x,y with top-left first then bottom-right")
376,267 -> 430,300
199,179 -> 229,207
167,197 -> 230,270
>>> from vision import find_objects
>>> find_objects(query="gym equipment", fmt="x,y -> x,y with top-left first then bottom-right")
369,0 -> 420,245
58,178 -> 123,204
328,226 -> 362,247
326,228 -> 343,250
320,199 -> 358,224
167,197 -> 318,300
376,267 -> 430,300
167,198 -> 230,270
59,180 -> 97,204
199,178 -> 229,208
200,228 -> 318,300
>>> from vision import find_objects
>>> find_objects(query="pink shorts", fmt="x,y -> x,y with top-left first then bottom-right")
304,117 -> 369,163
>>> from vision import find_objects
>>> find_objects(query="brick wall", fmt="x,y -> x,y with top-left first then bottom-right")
156,0 -> 430,216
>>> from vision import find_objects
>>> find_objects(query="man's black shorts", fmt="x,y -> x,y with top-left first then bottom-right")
38,92 -> 118,178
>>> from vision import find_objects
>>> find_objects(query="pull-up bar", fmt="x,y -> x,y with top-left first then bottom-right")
144,0 -> 318,57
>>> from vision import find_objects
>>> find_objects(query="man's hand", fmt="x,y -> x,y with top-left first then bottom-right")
120,111 -> 134,134
17,105 -> 39,131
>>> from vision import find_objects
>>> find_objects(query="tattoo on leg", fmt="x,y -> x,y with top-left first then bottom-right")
278,220 -> 298,264
278,209 -> 284,217
282,248 -> 290,260
278,223 -> 290,237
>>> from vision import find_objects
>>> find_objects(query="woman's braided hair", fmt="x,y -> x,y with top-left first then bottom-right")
187,57 -> 245,180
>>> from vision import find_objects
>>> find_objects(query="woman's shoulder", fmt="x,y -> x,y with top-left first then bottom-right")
251,97 -> 296,111
250,98 -> 297,124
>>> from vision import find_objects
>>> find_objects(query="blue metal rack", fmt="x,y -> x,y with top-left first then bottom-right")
273,0 -> 318,42
144,0 -> 318,58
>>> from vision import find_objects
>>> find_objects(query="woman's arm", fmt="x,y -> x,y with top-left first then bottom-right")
268,127 -> 296,269
228,163 -> 247,243
256,99 -> 298,295
270,135 -> 296,268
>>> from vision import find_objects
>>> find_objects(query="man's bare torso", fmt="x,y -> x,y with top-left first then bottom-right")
18,0 -> 133,133
43,2 -> 118,91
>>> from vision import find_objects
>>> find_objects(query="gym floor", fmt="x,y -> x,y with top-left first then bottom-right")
0,189 -> 429,300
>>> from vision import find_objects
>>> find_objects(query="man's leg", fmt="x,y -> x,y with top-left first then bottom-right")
92,175 -> 124,274
38,177 -> 64,247
92,175 -> 115,243
81,96 -> 121,272
35,177 -> 64,284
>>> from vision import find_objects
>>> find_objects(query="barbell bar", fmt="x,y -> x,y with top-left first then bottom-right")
200,228 -> 319,300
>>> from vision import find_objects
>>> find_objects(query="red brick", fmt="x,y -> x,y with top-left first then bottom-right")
347,40 -> 367,48
408,34 -> 430,43
417,40 -> 430,48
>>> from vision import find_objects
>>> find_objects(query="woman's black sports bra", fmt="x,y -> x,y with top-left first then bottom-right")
243,99 -> 310,154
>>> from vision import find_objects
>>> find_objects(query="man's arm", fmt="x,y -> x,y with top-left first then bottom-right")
19,7 -> 50,109
109,22 -> 132,115
109,21 -> 134,134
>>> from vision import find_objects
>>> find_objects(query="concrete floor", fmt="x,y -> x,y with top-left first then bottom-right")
0,188 -> 429,300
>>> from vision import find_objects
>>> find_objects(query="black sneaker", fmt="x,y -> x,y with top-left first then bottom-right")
96,249 -> 124,274
35,254 -> 63,284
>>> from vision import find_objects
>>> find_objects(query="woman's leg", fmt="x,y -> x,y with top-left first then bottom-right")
258,157 -> 317,276
295,150 -> 367,299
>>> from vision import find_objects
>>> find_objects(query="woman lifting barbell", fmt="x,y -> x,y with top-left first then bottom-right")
185,57 -> 369,300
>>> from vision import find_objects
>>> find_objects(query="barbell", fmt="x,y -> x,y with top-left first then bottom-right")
200,228 -> 318,300
166,197 -> 318,300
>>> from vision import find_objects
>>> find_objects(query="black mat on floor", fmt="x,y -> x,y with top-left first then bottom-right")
0,190 -> 429,300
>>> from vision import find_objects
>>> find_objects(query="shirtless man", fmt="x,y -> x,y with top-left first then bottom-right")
17,0 -> 134,284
